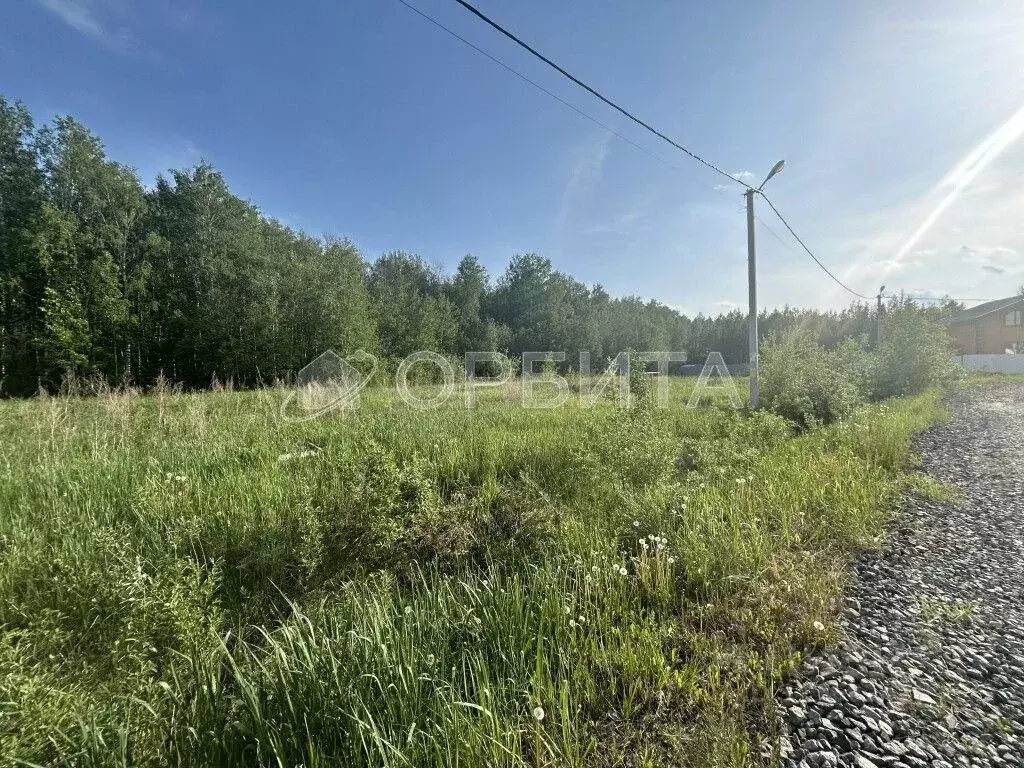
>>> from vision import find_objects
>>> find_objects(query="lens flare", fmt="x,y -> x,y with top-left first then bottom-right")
891,103 -> 1024,266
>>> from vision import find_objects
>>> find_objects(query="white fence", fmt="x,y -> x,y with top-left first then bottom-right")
954,354 -> 1024,374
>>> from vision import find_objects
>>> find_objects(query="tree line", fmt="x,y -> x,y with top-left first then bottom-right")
0,96 -> 956,396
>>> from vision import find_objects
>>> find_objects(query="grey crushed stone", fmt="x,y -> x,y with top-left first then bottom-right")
772,383 -> 1024,768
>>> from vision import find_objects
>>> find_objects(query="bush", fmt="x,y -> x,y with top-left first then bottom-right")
760,329 -> 863,429
868,307 -> 962,399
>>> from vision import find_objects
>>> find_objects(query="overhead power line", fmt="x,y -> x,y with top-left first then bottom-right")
757,193 -> 875,301
405,0 -> 998,309
757,194 -> 1001,305
438,0 -> 894,304
446,0 -> 745,188
393,0 -> 689,176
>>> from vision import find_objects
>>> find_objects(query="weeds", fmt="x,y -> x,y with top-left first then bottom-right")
918,597 -> 976,626
0,379 -> 945,766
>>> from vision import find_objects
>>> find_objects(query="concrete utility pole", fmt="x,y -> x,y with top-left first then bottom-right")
745,188 -> 759,409
746,160 -> 786,410
877,285 -> 886,347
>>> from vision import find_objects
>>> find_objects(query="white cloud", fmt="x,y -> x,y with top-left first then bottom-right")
730,171 -> 756,184
582,208 -> 647,236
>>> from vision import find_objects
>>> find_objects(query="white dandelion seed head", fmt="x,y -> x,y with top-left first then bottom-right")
532,706 -> 545,721
813,620 -> 825,632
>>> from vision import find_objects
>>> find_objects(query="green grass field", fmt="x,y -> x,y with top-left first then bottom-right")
0,378 -> 946,767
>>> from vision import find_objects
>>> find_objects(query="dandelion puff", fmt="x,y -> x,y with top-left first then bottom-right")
668,556 -> 676,564
569,619 -> 577,628
404,606 -> 413,615
578,615 -> 586,624
532,706 -> 545,722
618,567 -> 628,576
813,621 -> 825,632
426,654 -> 435,665
633,520 -> 640,528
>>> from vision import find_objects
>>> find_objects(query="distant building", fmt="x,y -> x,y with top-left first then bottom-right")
941,296 -> 1024,355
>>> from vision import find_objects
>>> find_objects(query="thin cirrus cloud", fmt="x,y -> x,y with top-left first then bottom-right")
34,0 -> 135,53
555,130 -> 613,233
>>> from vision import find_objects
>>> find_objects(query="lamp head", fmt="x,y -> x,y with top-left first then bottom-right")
757,160 -> 785,191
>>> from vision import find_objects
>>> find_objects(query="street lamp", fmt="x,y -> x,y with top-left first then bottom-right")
745,160 -> 785,409
757,160 -> 785,192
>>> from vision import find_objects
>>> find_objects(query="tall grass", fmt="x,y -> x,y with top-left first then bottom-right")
0,379 -> 944,766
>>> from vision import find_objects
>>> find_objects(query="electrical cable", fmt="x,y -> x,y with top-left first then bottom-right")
447,0 -> 745,188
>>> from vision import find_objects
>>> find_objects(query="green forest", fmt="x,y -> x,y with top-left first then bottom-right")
0,95 -> 951,396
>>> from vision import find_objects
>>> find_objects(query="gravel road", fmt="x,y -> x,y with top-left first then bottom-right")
778,383 -> 1024,768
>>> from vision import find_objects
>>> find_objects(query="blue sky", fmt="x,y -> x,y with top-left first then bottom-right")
4,0 -> 1024,315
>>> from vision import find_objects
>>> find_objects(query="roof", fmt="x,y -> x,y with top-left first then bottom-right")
940,295 -> 1024,325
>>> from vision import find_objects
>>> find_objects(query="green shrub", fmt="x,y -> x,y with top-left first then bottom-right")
868,307 -> 963,399
760,329 -> 863,429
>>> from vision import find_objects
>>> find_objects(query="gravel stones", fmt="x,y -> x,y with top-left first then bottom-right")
776,384 -> 1024,768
